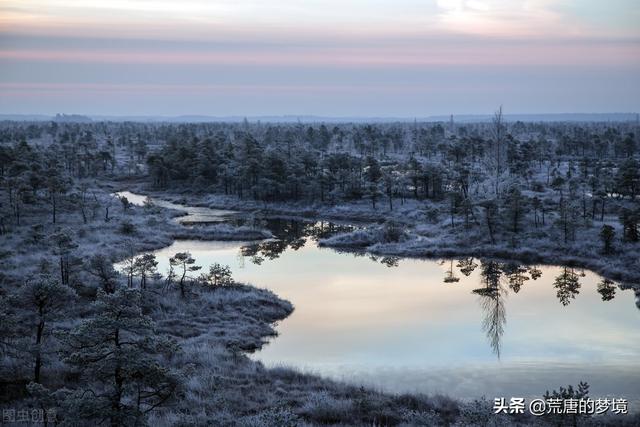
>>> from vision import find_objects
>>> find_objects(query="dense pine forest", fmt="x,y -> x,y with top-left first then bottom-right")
145,118 -> 639,207
4,116 -> 638,232
0,117 -> 639,426
3,116 -> 638,266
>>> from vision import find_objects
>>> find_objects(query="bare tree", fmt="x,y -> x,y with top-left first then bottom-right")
491,105 -> 505,195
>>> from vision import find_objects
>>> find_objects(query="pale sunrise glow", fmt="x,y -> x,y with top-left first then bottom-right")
0,0 -> 639,115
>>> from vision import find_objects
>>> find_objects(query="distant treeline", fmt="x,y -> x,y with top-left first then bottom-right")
143,120 -> 639,205
0,117 -> 638,244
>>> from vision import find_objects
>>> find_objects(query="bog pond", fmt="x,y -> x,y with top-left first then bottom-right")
119,191 -> 640,406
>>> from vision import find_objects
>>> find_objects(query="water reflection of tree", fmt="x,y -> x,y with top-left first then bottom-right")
443,259 -> 460,283
473,261 -> 507,358
465,259 -> 543,358
553,267 -> 582,306
456,258 -> 478,276
462,260 -> 624,355
239,218 -> 352,264
379,256 -> 400,268
238,217 -> 409,269
502,263 -> 530,293
596,279 -> 616,301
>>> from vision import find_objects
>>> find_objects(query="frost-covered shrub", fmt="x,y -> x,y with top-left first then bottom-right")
423,206 -> 440,223
28,225 -> 45,244
531,181 -> 545,192
320,229 -> 378,247
238,407 -> 300,427
382,221 -> 407,243
119,220 -> 136,235
300,391 -> 354,424
454,397 -> 502,427
143,196 -> 155,209
400,409 -> 443,426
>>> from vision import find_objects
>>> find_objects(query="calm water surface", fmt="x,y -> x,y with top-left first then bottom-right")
126,192 -> 640,406
116,191 -> 236,223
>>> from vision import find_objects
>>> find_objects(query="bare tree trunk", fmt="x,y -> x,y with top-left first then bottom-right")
34,315 -> 44,383
180,265 -> 187,298
51,195 -> 56,224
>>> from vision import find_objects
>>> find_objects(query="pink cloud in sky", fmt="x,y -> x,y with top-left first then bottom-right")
0,82 -> 508,94
1,40 -> 638,68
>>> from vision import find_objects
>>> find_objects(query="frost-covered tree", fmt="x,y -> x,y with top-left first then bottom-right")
202,263 -> 234,288
531,196 -> 544,227
0,298 -> 19,358
619,208 -> 639,242
14,274 -> 77,383
599,224 -> 615,254
50,229 -> 78,285
44,161 -> 70,224
364,156 -> 382,209
382,169 -> 396,211
504,185 -> 526,237
121,240 -> 138,288
133,253 -> 158,289
615,158 -> 639,198
480,199 -> 499,244
169,252 -> 201,298
543,382 -> 591,426
59,289 -> 180,426
491,105 -> 506,194
70,182 -> 94,224
85,253 -> 119,293
556,197 -> 580,244
119,195 -> 131,213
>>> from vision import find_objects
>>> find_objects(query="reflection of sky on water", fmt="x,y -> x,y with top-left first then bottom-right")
115,191 -> 236,223
152,237 -> 640,405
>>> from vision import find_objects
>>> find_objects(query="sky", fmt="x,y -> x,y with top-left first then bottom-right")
0,0 -> 639,117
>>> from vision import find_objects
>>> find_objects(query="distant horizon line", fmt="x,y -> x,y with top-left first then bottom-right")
1,112 -> 639,124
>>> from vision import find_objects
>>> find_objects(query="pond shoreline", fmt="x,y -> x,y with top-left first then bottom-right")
110,181 -> 640,293
85,182 -> 638,423
102,185 -> 482,424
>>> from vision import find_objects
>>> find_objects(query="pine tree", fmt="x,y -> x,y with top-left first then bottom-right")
202,263 -> 234,287
60,289 -> 180,426
86,254 -> 119,293
364,156 -> 382,209
169,252 -> 201,298
619,208 -> 639,242
599,224 -> 615,254
133,253 -> 158,289
50,229 -> 78,285
15,274 -> 77,383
